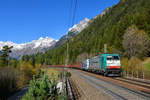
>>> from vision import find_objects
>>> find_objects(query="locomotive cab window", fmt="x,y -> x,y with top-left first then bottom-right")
107,56 -> 119,60
113,56 -> 119,60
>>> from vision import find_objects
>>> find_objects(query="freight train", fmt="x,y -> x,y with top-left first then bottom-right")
81,54 -> 121,76
53,53 -> 121,76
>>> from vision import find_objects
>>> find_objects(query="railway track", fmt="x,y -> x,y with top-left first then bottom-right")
113,77 -> 150,89
71,69 -> 150,100
66,78 -> 81,100
122,77 -> 150,84
50,67 -> 150,99
79,69 -> 150,94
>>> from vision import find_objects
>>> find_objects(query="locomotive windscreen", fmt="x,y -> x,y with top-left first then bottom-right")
107,56 -> 119,60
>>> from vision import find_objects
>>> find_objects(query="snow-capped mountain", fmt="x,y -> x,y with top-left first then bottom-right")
55,18 -> 90,47
0,18 -> 90,58
0,37 -> 57,59
68,18 -> 89,34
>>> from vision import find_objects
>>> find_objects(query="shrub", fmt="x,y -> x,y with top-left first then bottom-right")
22,74 -> 65,100
17,62 -> 38,87
58,72 -> 63,80
0,67 -> 18,99
10,59 -> 19,68
58,71 -> 71,80
65,72 -> 71,77
34,64 -> 42,78
121,58 -> 129,71
128,56 -> 142,72
121,57 -> 144,78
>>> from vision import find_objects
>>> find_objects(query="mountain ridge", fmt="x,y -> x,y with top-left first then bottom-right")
0,37 -> 57,59
55,18 -> 90,47
0,37 -> 56,50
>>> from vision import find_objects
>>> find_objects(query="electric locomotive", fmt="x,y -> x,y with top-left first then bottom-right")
81,54 -> 121,76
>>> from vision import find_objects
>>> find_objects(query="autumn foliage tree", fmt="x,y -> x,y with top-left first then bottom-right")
123,25 -> 150,59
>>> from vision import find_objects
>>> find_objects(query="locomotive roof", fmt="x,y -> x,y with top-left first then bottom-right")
82,53 -> 120,62
101,53 -> 119,56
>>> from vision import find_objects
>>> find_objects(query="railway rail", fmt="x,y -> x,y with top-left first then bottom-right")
66,78 -> 81,100
113,77 -> 150,89
71,69 -> 150,100
123,77 -> 150,84
82,70 -> 150,95
48,66 -> 150,99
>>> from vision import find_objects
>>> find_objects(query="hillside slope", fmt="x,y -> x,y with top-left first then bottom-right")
55,18 -> 89,48
25,0 -> 150,65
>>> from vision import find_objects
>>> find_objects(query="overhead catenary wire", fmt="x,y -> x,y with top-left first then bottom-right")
66,0 -> 73,66
68,0 -> 73,28
71,0 -> 78,27
68,0 -> 78,28
66,0 -> 78,66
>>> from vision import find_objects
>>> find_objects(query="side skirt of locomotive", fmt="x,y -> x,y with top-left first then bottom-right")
104,68 -> 122,77
83,68 -> 122,77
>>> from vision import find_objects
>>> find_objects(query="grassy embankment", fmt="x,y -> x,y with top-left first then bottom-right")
143,58 -> 150,70
143,58 -> 150,78
45,68 -> 60,79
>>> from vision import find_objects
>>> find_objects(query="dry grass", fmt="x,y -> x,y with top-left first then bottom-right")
0,67 -> 18,99
44,68 -> 60,80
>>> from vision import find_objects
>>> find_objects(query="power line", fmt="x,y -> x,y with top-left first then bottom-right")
66,0 -> 78,66
68,0 -> 73,28
68,0 -> 78,28
66,0 -> 73,66
71,0 -> 78,27
63,0 -> 78,92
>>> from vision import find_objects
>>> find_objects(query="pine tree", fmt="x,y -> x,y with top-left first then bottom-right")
0,45 -> 13,67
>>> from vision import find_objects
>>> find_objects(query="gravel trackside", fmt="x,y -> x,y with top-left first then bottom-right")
70,69 -> 150,100
69,69 -> 113,100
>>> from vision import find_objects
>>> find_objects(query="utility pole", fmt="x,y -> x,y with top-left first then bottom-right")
104,44 -> 107,53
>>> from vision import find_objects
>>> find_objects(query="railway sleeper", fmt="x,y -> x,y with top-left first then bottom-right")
66,78 -> 81,100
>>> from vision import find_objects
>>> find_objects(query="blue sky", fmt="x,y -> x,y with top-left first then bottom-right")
0,0 -> 120,43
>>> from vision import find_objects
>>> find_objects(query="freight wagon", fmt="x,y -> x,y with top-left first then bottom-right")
82,54 -> 121,76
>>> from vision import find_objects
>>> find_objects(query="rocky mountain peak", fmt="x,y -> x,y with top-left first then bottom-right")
68,18 -> 90,33
0,37 -> 57,59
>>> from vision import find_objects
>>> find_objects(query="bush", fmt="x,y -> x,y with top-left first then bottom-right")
22,74 -> 66,100
128,56 -> 142,72
121,57 -> 144,78
121,58 -> 129,71
17,62 -> 39,87
0,67 -> 18,99
65,72 -> 71,77
58,71 -> 71,80
58,72 -> 63,80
